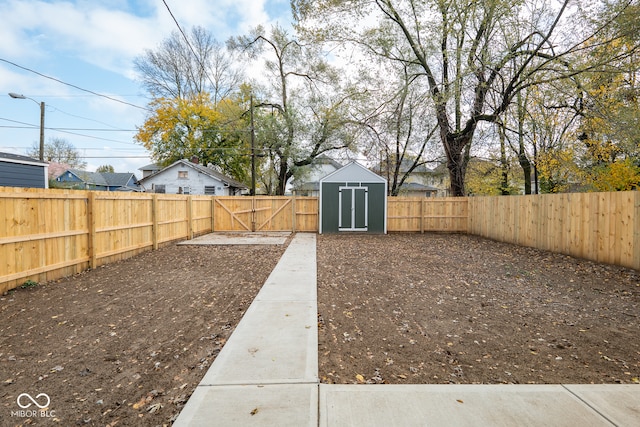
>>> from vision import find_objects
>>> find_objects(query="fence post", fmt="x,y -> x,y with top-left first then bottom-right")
292,196 -> 297,233
88,191 -> 97,269
187,195 -> 193,240
634,191 -> 640,271
152,194 -> 158,250
420,198 -> 425,234
211,197 -> 216,233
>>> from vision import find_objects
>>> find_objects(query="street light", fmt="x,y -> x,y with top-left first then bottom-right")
9,92 -> 45,162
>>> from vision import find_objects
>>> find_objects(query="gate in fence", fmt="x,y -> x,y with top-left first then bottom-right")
213,197 -> 295,232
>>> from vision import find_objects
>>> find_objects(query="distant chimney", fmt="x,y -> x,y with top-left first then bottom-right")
190,156 -> 199,164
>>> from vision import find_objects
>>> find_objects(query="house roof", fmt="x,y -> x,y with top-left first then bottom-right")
0,151 -> 47,166
398,182 -> 440,192
311,154 -> 343,170
66,169 -> 138,187
139,163 -> 162,172
138,159 -> 248,189
68,169 -> 108,186
373,157 -> 438,174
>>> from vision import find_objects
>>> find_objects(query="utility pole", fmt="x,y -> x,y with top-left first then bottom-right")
250,94 -> 256,197
39,101 -> 45,162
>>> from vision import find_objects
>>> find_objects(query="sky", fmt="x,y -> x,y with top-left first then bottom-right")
0,0 -> 293,176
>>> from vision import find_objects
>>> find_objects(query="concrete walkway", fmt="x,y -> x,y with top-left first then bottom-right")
174,233 -> 640,426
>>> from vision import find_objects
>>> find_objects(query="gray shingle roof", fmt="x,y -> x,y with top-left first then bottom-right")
67,169 -> 137,187
0,152 -> 46,165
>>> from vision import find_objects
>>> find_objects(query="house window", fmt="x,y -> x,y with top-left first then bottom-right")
204,186 -> 216,195
154,184 -> 166,193
183,186 -> 190,194
178,171 -> 188,179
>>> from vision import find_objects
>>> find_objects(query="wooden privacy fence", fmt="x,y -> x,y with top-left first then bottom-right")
0,188 -> 215,293
387,197 -> 468,232
212,196 -> 318,232
468,191 -> 640,271
1,188 -> 638,292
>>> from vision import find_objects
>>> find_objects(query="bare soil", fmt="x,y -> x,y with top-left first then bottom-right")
316,233 -> 640,386
2,232 -> 639,426
0,242 -> 287,426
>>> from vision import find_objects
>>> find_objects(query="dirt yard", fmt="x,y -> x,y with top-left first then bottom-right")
1,233 -> 639,426
316,233 -> 640,386
0,241 -> 288,426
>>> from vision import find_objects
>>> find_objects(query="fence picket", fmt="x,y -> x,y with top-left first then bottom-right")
1,189 -> 638,292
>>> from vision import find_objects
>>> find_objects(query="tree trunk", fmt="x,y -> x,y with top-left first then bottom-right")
519,150 -> 532,195
499,127 -> 510,195
275,158 -> 289,195
444,132 -> 472,197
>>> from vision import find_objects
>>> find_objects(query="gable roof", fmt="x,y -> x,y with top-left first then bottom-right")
0,151 -> 47,166
319,161 -> 387,184
65,169 -> 138,187
398,182 -> 440,192
138,159 -> 247,189
139,163 -> 162,172
67,169 -> 108,186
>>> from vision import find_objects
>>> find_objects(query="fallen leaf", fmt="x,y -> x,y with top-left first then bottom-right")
147,403 -> 162,413
132,397 -> 147,410
250,407 -> 259,415
355,374 -> 365,383
457,399 -> 464,404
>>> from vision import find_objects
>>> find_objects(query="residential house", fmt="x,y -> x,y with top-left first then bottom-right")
139,163 -> 162,178
55,169 -> 140,191
289,155 -> 343,196
0,152 -> 48,189
376,158 -> 449,196
137,159 -> 247,195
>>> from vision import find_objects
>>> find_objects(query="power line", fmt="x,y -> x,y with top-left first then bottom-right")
48,105 -> 135,130
161,0 -> 218,94
1,125 -> 136,132
0,58 -> 151,111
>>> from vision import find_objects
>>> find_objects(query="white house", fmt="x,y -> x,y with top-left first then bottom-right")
289,155 -> 343,196
137,159 -> 247,195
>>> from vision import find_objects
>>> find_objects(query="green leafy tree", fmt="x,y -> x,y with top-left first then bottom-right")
96,165 -> 115,173
134,93 -> 251,182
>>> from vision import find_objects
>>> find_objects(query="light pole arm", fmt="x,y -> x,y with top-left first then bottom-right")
8,93 -> 45,162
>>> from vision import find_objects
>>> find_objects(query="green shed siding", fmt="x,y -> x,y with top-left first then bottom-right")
319,161 -> 387,234
320,181 -> 386,233
365,182 -> 386,232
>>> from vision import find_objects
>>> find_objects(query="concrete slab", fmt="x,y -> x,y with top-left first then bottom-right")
200,300 -> 318,385
565,384 -> 640,426
174,384 -> 318,427
257,234 -> 317,302
179,231 -> 290,245
319,384 -> 618,427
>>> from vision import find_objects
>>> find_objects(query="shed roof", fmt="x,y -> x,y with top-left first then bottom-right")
0,151 -> 47,166
319,161 -> 387,184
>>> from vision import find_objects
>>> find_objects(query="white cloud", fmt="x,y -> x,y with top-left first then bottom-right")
0,0 -> 292,173
0,0 -> 291,79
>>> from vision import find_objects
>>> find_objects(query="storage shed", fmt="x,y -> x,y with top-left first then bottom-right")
319,161 -> 387,233
0,152 -> 48,188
